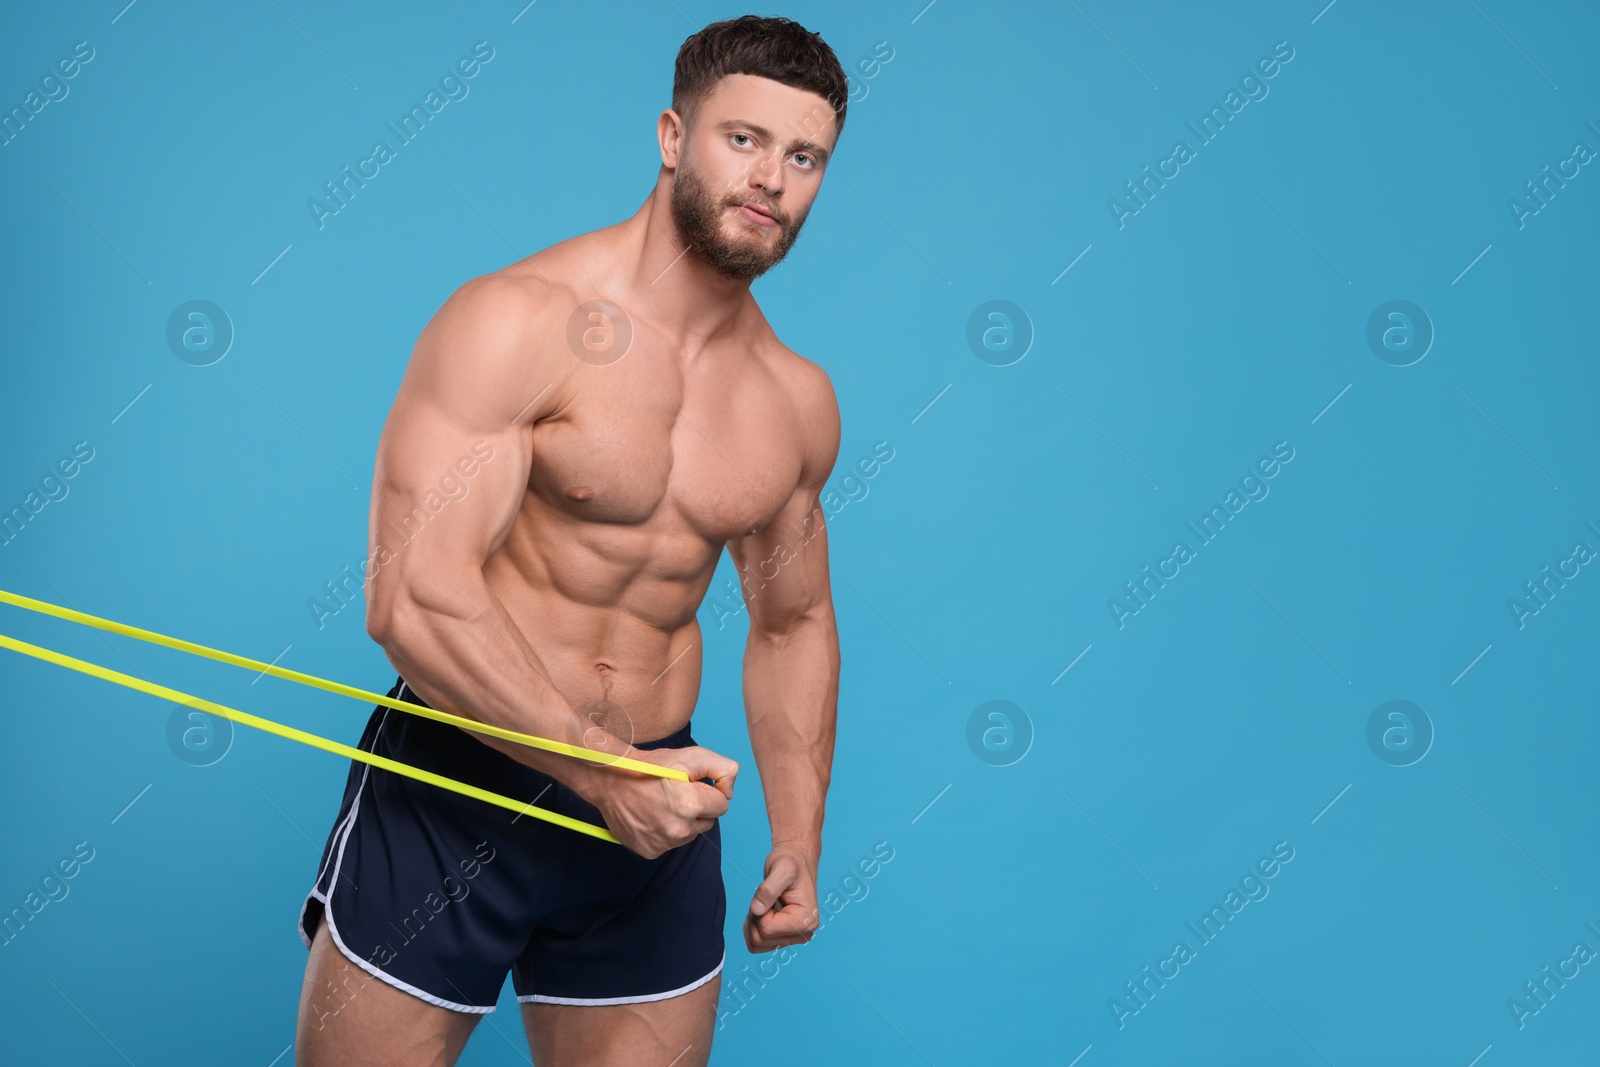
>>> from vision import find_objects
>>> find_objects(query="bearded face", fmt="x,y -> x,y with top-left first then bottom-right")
669,144 -> 811,282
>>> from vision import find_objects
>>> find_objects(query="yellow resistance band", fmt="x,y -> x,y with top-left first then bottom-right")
0,586 -> 700,846
0,630 -> 621,844
0,587 -> 685,782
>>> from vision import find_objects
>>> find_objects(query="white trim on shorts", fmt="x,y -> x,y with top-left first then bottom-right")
516,950 -> 727,1007
298,685 -> 416,949
298,708 -> 498,1016
297,721 -> 374,953
297,778 -> 364,951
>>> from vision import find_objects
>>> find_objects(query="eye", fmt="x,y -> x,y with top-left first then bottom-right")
792,152 -> 815,169
730,133 -> 754,148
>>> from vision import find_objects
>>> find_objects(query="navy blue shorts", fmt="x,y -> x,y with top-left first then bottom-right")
298,677 -> 725,1014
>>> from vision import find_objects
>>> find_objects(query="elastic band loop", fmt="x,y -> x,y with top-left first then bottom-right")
0,587 -> 686,782
0,631 -> 621,843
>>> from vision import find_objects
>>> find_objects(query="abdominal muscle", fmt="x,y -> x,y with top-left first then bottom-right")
479,497 -> 720,751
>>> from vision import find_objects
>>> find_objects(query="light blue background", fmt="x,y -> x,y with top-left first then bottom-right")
2,1 -> 1597,1064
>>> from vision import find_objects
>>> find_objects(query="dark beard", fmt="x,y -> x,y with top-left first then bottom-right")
669,156 -> 808,281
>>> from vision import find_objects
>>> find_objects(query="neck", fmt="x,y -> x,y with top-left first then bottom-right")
604,171 -> 754,350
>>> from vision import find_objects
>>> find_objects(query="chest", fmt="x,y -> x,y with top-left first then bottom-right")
527,354 -> 800,542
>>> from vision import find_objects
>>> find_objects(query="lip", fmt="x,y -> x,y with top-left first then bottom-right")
735,201 -> 778,226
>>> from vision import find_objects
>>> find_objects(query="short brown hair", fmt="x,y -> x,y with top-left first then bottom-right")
673,15 -> 848,144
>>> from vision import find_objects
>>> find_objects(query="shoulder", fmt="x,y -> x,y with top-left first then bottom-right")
421,232 -> 623,368
762,337 -> 841,481
428,227 -> 623,346
428,261 -> 575,346
405,260 -> 582,423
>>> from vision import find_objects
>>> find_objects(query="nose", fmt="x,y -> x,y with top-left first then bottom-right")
748,149 -> 784,198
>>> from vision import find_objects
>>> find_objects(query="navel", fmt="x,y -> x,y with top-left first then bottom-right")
565,485 -> 596,501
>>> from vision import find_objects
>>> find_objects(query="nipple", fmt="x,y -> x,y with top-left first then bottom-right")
565,485 -> 596,501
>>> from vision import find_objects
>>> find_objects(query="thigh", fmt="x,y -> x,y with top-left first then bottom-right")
521,976 -> 719,1067
297,920 -> 482,1067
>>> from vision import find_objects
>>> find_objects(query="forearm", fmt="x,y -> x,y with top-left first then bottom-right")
743,614 -> 839,866
369,567 -> 623,804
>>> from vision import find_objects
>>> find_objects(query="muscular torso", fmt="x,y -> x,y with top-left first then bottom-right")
480,238 -> 805,745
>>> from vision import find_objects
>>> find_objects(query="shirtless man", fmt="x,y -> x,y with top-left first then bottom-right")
294,15 -> 849,1067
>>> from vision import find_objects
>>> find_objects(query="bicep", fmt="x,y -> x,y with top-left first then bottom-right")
366,277 -> 564,619
729,366 -> 841,633
731,488 -> 832,632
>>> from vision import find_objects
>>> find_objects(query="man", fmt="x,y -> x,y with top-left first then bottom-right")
294,14 -> 848,1066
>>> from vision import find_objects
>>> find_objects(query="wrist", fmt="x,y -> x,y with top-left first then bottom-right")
561,750 -> 644,807
770,838 -> 821,870
554,722 -> 638,800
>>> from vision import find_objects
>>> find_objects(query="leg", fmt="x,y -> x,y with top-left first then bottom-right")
521,977 -> 719,1067
505,726 -> 727,1065
296,919 -> 482,1067
293,693 -> 532,1063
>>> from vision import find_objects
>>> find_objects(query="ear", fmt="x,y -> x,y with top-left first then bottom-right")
658,108 -> 686,168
